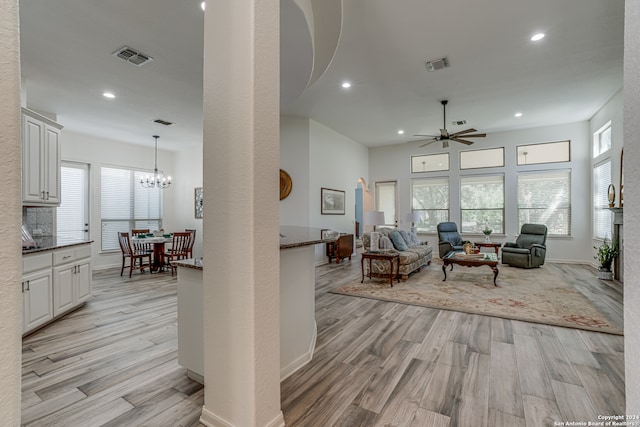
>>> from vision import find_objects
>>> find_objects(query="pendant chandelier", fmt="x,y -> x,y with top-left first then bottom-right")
140,135 -> 172,189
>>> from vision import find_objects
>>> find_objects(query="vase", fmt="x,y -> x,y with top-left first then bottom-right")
370,231 -> 380,253
484,234 -> 491,243
597,268 -> 613,281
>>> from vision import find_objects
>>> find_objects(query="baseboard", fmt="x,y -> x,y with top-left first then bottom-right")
200,406 -> 285,427
280,320 -> 317,382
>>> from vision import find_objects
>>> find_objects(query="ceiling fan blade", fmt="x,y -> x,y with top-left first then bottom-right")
450,133 -> 486,139
413,134 -> 439,138
451,137 -> 475,145
450,128 -> 477,136
415,138 -> 437,147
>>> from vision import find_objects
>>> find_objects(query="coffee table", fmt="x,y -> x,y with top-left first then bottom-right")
473,242 -> 502,255
442,251 -> 499,286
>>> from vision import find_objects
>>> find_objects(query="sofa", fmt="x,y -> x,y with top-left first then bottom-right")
362,228 -> 433,281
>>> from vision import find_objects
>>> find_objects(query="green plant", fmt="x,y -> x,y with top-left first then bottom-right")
482,226 -> 493,236
594,238 -> 619,271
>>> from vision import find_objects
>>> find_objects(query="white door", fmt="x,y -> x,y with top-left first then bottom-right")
57,162 -> 90,240
23,270 -> 53,332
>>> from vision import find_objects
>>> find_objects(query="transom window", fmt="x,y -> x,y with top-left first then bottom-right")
101,166 -> 162,251
460,147 -> 504,169
593,122 -> 612,158
517,140 -> 571,165
518,170 -> 571,236
411,153 -> 449,173
460,175 -> 504,234
411,177 -> 449,232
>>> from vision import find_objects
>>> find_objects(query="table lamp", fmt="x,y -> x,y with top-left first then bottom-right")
406,212 -> 420,234
365,211 -> 385,231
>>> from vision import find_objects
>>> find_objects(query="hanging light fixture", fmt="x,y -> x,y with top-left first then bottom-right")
140,135 -> 172,189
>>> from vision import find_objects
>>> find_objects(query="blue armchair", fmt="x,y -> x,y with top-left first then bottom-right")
437,222 -> 467,258
502,224 -> 547,268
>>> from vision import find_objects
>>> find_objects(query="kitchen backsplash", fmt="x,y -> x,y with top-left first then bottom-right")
23,206 -> 55,236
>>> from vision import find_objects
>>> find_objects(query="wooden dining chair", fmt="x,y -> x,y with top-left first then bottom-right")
185,229 -> 196,258
118,232 -> 152,278
164,232 -> 191,276
131,228 -> 154,264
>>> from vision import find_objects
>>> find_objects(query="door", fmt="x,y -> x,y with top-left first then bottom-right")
57,162 -> 90,241
43,125 -> 61,204
375,181 -> 397,227
23,115 -> 44,203
23,270 -> 53,332
53,264 -> 75,316
76,259 -> 92,304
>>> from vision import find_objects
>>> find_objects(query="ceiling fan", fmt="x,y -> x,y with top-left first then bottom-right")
413,100 -> 486,148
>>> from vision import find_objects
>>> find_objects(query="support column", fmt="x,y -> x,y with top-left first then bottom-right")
0,0 -> 25,423
200,1 -> 283,426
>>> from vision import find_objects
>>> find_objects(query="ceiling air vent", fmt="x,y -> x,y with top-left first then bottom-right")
113,46 -> 154,67
452,120 -> 467,126
425,57 -> 449,72
153,118 -> 174,126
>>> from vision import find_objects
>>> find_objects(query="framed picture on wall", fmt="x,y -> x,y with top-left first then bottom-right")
195,187 -> 203,219
321,188 -> 345,215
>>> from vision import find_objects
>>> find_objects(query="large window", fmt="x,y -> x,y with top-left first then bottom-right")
411,177 -> 449,232
101,166 -> 162,251
518,170 -> 571,236
57,162 -> 90,242
375,181 -> 397,227
460,175 -> 504,233
593,161 -> 612,239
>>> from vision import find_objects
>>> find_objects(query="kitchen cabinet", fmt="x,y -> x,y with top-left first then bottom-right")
22,253 -> 54,333
22,108 -> 62,206
52,245 -> 92,317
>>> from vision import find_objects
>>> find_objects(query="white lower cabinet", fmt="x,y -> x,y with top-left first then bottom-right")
22,269 -> 53,333
23,243 -> 92,334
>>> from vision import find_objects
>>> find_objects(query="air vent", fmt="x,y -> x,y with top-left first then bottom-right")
452,120 -> 467,126
425,57 -> 449,72
153,118 -> 174,126
113,46 -> 154,67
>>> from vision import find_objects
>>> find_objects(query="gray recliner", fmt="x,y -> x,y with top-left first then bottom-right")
437,222 -> 466,258
502,224 -> 548,268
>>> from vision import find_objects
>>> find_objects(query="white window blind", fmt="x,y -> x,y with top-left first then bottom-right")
518,170 -> 571,236
57,162 -> 89,241
101,166 -> 162,251
411,177 -> 449,232
375,181 -> 397,226
593,161 -> 612,239
460,175 -> 504,233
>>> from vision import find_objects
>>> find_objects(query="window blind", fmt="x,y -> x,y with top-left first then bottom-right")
57,163 -> 88,241
460,175 -> 504,233
375,181 -> 397,226
593,161 -> 612,240
518,170 -> 571,236
411,177 -> 449,232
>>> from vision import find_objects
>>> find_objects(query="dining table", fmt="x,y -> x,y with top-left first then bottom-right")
131,235 -> 172,272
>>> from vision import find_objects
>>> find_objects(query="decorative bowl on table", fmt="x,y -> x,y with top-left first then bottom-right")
163,234 -> 171,238
137,234 -> 146,238
146,233 -> 154,237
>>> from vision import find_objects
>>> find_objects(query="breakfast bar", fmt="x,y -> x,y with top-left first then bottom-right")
175,226 -> 339,383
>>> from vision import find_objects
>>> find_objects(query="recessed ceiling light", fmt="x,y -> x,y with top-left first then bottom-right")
514,112 -> 523,117
397,130 -> 405,135
201,1 -> 205,11
103,92 -> 115,99
531,33 -> 545,41
341,82 -> 352,89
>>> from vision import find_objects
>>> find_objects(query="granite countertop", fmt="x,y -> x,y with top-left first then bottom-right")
173,258 -> 203,271
279,225 -> 338,249
23,236 -> 93,254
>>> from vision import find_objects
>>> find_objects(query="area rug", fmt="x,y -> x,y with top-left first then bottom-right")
331,261 -> 623,335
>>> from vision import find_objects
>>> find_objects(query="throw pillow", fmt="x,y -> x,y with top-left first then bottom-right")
409,231 -> 422,246
389,230 -> 408,251
399,230 -> 413,246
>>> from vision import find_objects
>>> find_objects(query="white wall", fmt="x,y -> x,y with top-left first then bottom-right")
369,121 -> 592,263
280,115 -> 310,226
61,131 -> 195,269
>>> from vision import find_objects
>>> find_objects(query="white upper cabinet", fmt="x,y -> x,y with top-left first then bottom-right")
22,108 -> 62,206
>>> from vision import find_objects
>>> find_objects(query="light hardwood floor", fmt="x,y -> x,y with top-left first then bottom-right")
22,256 -> 624,426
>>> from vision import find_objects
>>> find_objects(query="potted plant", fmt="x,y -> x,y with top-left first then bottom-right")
594,238 -> 619,280
482,225 -> 493,243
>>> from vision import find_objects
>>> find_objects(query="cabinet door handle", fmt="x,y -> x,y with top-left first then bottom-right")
21,282 -> 24,293
46,191 -> 49,200
63,255 -> 72,260
25,280 -> 30,291
41,191 -> 46,200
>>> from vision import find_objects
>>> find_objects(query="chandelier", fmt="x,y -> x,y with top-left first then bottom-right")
140,135 -> 172,189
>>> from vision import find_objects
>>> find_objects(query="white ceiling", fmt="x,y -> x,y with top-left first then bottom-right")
19,0 -> 624,151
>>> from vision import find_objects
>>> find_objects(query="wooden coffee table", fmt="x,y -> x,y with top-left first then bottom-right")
361,252 -> 400,287
442,251 -> 499,286
473,242 -> 502,255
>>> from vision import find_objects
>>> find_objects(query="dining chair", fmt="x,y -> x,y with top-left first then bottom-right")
131,228 -> 154,263
164,232 -> 191,276
185,228 -> 196,258
118,232 -> 152,278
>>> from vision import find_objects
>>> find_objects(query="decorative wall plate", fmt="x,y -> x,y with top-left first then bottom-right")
280,169 -> 292,200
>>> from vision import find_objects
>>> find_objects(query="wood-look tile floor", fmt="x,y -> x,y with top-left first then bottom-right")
22,257 -> 624,426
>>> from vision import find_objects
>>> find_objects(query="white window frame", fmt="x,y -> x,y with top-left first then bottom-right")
460,174 -> 505,234
411,177 -> 449,232
593,122 -> 612,158
517,169 -> 572,237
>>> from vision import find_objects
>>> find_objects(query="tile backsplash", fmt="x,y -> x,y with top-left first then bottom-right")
23,206 -> 55,236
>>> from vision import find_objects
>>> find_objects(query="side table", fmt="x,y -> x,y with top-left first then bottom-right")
473,242 -> 502,255
361,252 -> 400,287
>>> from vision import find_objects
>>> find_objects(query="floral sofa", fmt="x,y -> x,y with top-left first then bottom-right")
362,228 -> 433,281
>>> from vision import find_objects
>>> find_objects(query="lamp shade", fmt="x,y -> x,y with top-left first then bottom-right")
365,210 -> 386,226
406,212 -> 420,223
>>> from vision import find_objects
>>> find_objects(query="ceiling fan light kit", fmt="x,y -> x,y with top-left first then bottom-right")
413,100 -> 487,148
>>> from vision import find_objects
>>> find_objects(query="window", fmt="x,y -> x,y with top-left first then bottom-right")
411,177 -> 449,232
593,122 -> 612,158
593,161 -> 612,239
518,170 -> 571,236
517,140 -> 570,165
375,181 -> 397,227
411,153 -> 449,173
460,147 -> 504,169
460,175 -> 504,233
101,166 -> 162,251
57,162 -> 89,242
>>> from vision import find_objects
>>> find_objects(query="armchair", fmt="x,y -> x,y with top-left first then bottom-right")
437,222 -> 466,258
502,224 -> 547,268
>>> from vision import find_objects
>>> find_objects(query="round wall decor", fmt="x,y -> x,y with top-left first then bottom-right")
280,169 -> 292,200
